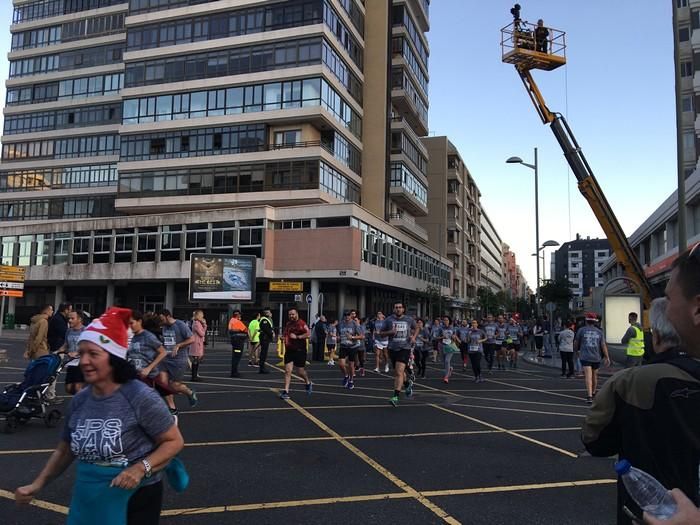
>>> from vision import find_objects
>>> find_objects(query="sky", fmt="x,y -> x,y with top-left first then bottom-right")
428,0 -> 677,286
0,1 -> 678,287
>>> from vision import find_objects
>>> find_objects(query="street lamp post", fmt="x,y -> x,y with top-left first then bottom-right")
507,148 -> 540,316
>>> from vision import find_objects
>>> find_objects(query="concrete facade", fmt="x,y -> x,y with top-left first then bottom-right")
1,0 -> 448,325
479,206 -> 506,294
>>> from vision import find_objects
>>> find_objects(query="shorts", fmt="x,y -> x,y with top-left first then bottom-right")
390,348 -> 411,367
284,349 -> 307,368
484,343 -> 497,354
162,356 -> 186,382
326,344 -> 336,350
338,346 -> 359,360
580,360 -> 600,370
374,340 -> 388,350
64,365 -> 85,384
432,340 -> 440,351
506,342 -> 521,351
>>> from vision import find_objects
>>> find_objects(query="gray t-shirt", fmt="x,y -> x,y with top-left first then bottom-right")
483,322 -> 497,343
65,326 -> 85,367
468,328 -> 485,352
162,319 -> 193,363
338,320 -> 361,348
415,328 -> 430,349
559,328 -> 575,352
456,326 -> 470,343
495,323 -> 508,344
575,325 -> 605,362
127,330 -> 163,378
326,324 -> 337,346
62,380 -> 174,484
374,319 -> 389,344
506,323 -> 523,342
384,314 -> 416,351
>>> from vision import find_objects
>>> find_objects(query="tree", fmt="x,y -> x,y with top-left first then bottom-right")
418,284 -> 451,319
539,279 -> 574,312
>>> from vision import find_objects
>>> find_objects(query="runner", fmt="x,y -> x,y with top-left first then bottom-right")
60,310 -> 86,395
356,317 -> 368,377
482,314 -> 498,374
414,318 -> 431,378
456,319 -> 470,372
467,319 -> 487,382
159,310 -> 198,409
279,308 -> 312,399
574,312 -> 611,404
505,317 -> 523,369
373,311 -> 390,373
379,302 -> 417,407
337,310 -> 363,390
326,319 -> 337,366
439,316 -> 459,384
494,314 -> 509,370
430,318 -> 442,363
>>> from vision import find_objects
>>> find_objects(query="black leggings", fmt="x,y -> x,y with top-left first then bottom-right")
128,481 -> 163,525
560,351 -> 574,377
416,349 -> 429,375
468,352 -> 482,378
483,343 -> 496,370
459,343 -> 468,365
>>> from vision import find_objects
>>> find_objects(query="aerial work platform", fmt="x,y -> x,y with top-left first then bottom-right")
501,20 -> 566,72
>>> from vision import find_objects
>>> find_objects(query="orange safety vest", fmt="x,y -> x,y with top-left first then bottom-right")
228,317 -> 247,333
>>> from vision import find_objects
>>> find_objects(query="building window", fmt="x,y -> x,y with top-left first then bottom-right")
683,131 -> 695,150
680,26 -> 691,42
275,130 -> 301,146
678,0 -> 689,8
682,96 -> 694,113
681,61 -> 693,77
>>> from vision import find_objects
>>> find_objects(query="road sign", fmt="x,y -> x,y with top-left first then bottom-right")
0,290 -> 23,298
0,282 -> 24,290
269,281 -> 303,292
294,294 -> 303,302
305,294 -> 313,304
0,266 -> 25,282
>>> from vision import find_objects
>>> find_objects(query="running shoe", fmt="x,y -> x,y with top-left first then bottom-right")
280,390 -> 290,400
360,367 -> 365,377
327,360 -> 335,366
188,390 -> 198,408
305,382 -> 313,395
347,381 -> 355,390
443,376 -> 449,384
405,381 -> 413,397
478,377 -> 485,383
390,395 -> 399,407
384,365 -> 390,373
342,376 -> 349,387
373,367 -> 380,373
585,396 -> 593,405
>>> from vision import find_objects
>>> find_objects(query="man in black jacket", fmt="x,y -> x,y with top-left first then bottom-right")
258,308 -> 275,374
47,302 -> 72,353
582,247 -> 700,524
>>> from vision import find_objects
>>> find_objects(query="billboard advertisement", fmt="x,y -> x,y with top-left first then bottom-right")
189,254 -> 256,303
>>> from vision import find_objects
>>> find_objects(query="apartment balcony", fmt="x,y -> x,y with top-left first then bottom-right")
388,212 -> 429,243
389,185 -> 428,216
407,0 -> 430,32
446,216 -> 462,231
447,192 -> 462,207
391,116 -> 429,158
447,166 -> 463,185
447,242 -> 463,256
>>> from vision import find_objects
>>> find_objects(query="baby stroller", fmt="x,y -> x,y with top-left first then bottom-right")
1,353 -> 66,433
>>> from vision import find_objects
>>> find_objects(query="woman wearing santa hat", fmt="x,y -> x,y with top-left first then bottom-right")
14,307 -> 184,525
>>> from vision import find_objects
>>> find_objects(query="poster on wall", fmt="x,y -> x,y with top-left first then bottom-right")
189,254 -> 256,303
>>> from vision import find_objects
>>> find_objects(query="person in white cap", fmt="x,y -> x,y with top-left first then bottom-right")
15,307 -> 184,525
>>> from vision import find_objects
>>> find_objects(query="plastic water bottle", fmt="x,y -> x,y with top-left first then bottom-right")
615,460 -> 677,520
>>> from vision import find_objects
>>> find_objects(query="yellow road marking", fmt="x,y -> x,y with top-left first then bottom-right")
281,392 -> 460,525
431,404 -> 579,458
422,478 -> 617,497
0,488 -> 69,515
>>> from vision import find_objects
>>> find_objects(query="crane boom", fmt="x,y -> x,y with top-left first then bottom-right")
503,21 -> 653,315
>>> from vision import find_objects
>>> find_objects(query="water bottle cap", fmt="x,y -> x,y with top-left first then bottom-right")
614,459 -> 631,475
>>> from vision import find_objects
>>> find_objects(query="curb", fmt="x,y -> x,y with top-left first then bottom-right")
522,353 -> 622,378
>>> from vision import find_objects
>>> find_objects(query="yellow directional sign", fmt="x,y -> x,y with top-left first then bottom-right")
0,266 -> 25,282
269,281 -> 303,292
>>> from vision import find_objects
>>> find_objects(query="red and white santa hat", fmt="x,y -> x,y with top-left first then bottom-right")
78,307 -> 132,360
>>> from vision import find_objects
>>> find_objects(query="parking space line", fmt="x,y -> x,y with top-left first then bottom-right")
422,478 -> 617,497
430,404 -> 579,458
281,393 -> 460,524
451,402 -> 585,418
0,488 -> 68,515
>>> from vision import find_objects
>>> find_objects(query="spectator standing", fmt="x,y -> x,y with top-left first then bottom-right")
48,303 -> 72,353
583,249 -> 700,525
25,304 -> 52,360
558,322 -> 575,378
228,310 -> 248,378
190,310 -> 206,382
621,312 -> 645,368
325,319 -> 338,367
311,315 -> 327,362
258,308 -> 275,374
248,313 -> 261,367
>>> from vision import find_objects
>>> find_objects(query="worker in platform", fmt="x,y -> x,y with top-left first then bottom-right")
535,19 -> 550,53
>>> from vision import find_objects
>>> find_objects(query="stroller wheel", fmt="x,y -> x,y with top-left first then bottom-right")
44,409 -> 62,428
4,415 -> 19,434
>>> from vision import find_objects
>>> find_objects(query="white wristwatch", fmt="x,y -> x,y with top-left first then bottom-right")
141,458 -> 152,478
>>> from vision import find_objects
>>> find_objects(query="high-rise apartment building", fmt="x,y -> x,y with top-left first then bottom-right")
553,235 -> 610,298
1,0 -> 449,325
674,0 -> 698,177
479,207 -> 505,294
417,136 -> 481,317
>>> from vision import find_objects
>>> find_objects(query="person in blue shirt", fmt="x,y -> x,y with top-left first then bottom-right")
574,312 -> 610,404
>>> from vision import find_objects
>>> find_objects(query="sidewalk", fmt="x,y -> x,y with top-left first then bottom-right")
522,350 -> 624,378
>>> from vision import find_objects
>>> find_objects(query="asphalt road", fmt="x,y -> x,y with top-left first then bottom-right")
0,336 -> 619,524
